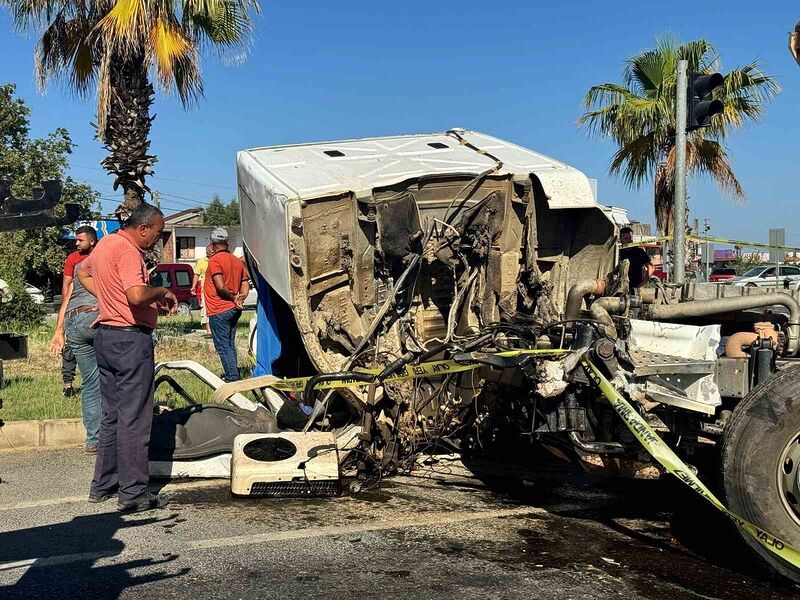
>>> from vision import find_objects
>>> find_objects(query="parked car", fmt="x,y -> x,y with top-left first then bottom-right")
729,265 -> 800,288
150,263 -> 197,316
709,267 -> 737,283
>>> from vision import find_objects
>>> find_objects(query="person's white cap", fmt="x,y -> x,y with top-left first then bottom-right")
210,227 -> 229,243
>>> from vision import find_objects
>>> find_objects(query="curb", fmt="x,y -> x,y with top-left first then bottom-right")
0,418 -> 84,451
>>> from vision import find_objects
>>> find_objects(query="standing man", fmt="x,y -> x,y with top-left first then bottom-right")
191,244 -> 215,335
204,228 -> 249,382
78,204 -> 177,512
619,226 -> 655,289
50,226 -> 101,453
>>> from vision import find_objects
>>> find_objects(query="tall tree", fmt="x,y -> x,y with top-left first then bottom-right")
0,84 -> 98,326
3,0 -> 260,218
203,194 -> 239,225
578,37 -> 778,233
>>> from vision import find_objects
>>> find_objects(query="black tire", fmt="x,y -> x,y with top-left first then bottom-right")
721,365 -> 800,582
745,282 -> 758,288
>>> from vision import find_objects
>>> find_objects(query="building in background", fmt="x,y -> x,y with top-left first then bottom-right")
161,208 -> 243,265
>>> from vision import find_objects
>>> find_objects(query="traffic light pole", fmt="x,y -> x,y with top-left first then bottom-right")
673,59 -> 688,286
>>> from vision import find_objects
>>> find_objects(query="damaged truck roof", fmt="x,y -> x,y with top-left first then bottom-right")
237,129 -> 603,305
237,129 -> 596,209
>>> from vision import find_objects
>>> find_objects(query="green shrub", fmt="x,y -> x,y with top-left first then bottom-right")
0,283 -> 46,331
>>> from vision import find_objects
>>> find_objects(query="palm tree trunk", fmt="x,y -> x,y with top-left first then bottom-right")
654,162 -> 673,235
99,52 -> 156,220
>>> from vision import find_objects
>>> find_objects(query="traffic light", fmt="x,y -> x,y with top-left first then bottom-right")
687,72 -> 724,132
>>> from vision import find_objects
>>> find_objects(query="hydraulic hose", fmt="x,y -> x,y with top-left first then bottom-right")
648,293 -> 800,356
565,279 -> 607,323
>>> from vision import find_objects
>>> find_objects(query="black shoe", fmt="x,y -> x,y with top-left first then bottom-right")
63,384 -> 75,398
117,492 -> 169,513
88,491 -> 116,503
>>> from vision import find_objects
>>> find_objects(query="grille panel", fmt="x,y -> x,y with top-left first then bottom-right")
248,480 -> 341,497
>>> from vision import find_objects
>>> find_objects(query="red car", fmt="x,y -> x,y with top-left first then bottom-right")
709,267 -> 737,283
150,263 -> 198,316
652,267 -> 667,282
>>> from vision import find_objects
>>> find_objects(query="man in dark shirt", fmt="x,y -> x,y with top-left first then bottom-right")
619,226 -> 654,288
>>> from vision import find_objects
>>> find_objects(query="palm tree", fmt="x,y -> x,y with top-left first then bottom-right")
578,37 -> 778,233
3,1 -> 260,217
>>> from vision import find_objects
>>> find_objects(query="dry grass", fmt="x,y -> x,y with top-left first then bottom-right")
1,317 -> 253,421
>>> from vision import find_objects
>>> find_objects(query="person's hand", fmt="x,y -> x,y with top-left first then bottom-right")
49,330 -> 65,357
158,290 -> 178,315
234,293 -> 244,310
190,289 -> 196,296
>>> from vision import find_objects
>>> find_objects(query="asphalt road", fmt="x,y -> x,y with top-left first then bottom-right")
1,448 -> 798,599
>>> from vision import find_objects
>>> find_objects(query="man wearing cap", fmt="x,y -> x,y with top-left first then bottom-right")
205,227 -> 250,382
77,203 -> 177,513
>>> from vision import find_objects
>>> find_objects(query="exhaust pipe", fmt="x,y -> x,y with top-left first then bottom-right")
589,296 -> 627,338
649,293 -> 800,356
565,279 -> 606,323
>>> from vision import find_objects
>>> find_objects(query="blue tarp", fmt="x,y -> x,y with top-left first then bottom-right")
252,271 -> 282,376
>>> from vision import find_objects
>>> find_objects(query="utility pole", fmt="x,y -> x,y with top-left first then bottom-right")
673,59 -> 688,286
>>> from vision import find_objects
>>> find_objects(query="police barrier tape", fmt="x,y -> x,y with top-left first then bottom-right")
581,357 -> 800,570
265,349 -> 572,393
622,234 -> 800,253
263,348 -> 800,569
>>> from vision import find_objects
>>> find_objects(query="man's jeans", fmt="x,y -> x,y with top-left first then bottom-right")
65,311 -> 101,446
209,308 -> 242,382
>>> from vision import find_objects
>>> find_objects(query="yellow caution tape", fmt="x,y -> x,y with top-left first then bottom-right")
581,357 -> 800,569
263,346 -> 800,568
622,234 -> 800,253
266,349 -> 571,392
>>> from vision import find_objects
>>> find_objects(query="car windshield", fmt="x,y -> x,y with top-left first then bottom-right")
741,267 -> 768,278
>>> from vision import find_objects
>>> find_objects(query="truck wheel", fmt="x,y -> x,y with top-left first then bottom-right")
721,365 -> 800,582
176,302 -> 191,316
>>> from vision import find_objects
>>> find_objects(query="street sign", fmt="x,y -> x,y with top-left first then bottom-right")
769,228 -> 787,263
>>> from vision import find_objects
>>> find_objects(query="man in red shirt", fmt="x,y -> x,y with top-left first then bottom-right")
78,204 -> 177,513
49,226 -> 101,453
204,228 -> 250,382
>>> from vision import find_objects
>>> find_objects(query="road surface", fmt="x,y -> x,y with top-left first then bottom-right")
0,448 -> 797,599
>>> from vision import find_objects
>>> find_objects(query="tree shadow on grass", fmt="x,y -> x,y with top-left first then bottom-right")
0,510 -> 189,599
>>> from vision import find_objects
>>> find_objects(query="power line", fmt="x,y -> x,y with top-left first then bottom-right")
68,162 -> 235,192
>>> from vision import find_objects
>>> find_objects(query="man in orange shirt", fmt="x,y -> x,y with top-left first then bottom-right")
78,204 -> 177,513
204,228 -> 250,382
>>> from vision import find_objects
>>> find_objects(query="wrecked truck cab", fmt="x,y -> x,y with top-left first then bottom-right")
152,130 -> 800,583
237,129 -> 617,379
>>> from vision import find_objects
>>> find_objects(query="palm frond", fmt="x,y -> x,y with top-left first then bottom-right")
608,132 -> 660,188
687,138 -> 746,200
94,0 -> 148,53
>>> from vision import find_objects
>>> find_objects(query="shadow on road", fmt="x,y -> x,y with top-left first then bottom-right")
0,510 -> 189,599
452,456 -> 800,599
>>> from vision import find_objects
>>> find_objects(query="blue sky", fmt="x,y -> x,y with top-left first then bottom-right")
2,2 -> 798,244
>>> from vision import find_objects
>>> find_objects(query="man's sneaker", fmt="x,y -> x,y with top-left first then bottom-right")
88,491 -> 116,503
117,492 -> 169,513
85,444 -> 98,455
63,384 -> 75,398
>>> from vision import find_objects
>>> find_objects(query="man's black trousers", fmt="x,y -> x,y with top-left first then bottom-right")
90,327 -> 154,502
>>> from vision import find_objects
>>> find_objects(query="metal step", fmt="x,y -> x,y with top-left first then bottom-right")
628,347 -> 716,376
